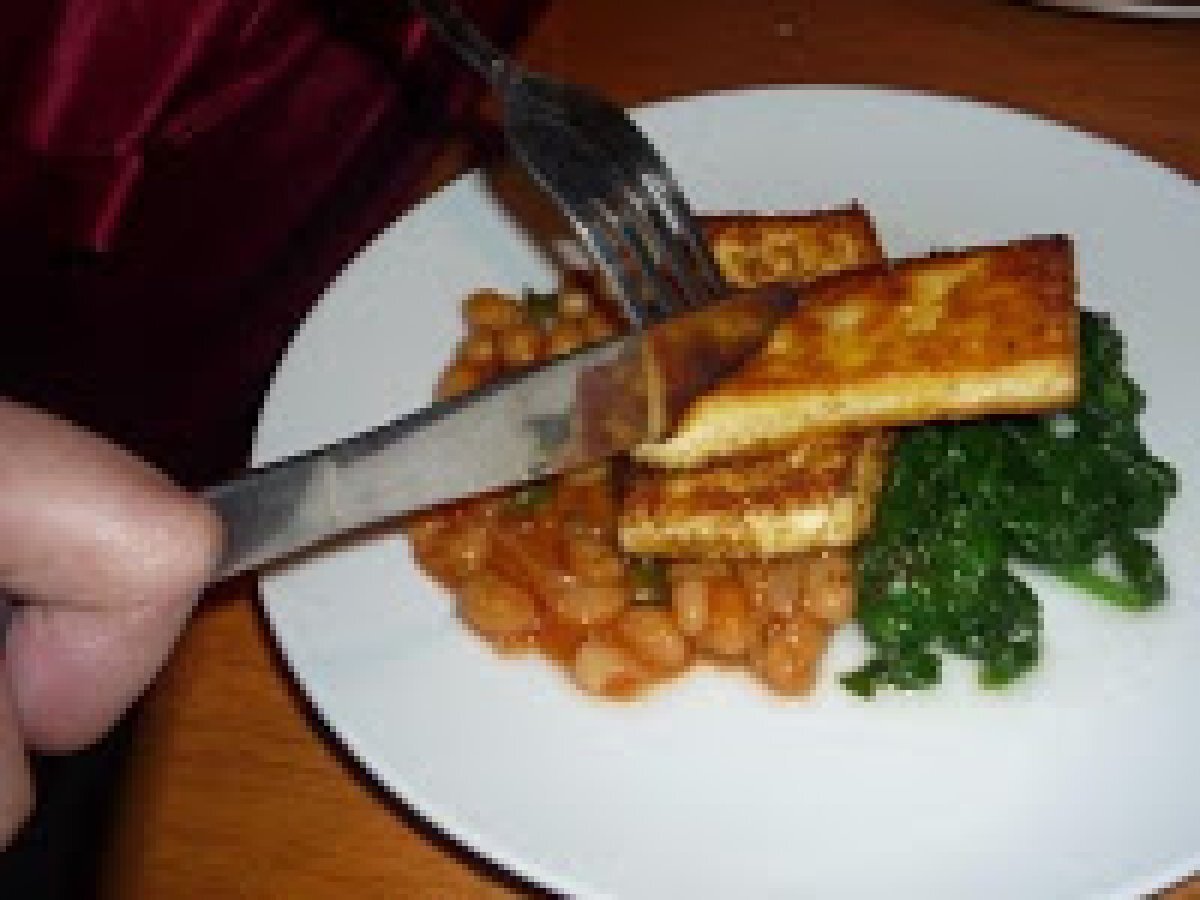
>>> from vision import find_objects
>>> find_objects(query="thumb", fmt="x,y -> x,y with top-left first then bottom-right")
0,398 -> 224,753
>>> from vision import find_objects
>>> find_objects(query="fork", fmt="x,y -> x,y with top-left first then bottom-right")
412,0 -> 726,325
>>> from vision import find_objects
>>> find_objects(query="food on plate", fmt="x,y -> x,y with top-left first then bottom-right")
406,207 -> 885,698
634,237 -> 1078,468
703,205 -> 884,286
845,309 -> 1177,695
434,283 -> 619,400
619,431 -> 890,558
405,204 -> 1176,700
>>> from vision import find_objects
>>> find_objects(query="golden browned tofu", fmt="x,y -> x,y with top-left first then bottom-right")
703,205 -> 885,286
619,207 -> 890,558
635,236 -> 1079,469
620,432 -> 889,557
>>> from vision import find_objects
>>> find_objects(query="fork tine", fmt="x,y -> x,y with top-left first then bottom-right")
553,118 -> 694,322
617,148 -> 726,301
641,169 -> 726,297
503,82 -> 722,324
566,204 -> 645,323
558,113 -> 707,308
559,88 -> 726,303
594,184 -> 689,323
612,165 -> 709,311
552,122 -> 711,316
574,201 -> 687,326
514,115 -> 686,324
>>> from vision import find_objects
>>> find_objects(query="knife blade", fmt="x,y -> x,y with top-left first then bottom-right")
205,284 -> 796,580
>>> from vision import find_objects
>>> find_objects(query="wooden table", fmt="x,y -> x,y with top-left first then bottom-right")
100,1 -> 1200,897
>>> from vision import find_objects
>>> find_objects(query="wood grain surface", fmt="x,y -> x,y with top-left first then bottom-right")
100,1 -> 1200,897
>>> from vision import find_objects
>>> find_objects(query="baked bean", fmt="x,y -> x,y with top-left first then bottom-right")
408,540 -> 459,587
573,639 -> 644,697
406,512 -> 465,585
558,289 -> 592,320
405,512 -> 446,548
440,523 -> 491,578
460,332 -> 498,367
765,559 -> 805,618
801,552 -> 856,626
581,312 -> 617,344
697,577 -> 758,658
435,360 -> 486,400
757,618 -> 828,695
498,323 -> 545,368
566,537 -> 624,582
618,607 -> 688,671
671,578 -> 708,637
546,319 -> 586,357
550,578 -> 627,627
737,561 -> 772,613
460,572 -> 540,637
489,528 -> 565,601
465,289 -> 523,330
411,522 -> 491,586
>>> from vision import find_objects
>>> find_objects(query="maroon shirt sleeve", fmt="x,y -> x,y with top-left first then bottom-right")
0,0 -> 544,484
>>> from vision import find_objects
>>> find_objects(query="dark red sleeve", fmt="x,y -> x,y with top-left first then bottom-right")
0,0 -> 544,484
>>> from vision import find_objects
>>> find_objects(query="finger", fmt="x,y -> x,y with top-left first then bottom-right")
0,658 -> 34,847
0,398 -> 224,753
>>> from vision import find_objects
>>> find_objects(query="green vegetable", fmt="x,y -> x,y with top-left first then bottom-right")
508,479 -> 554,512
1050,534 -> 1166,611
629,556 -> 670,607
522,288 -> 560,326
843,310 -> 1177,696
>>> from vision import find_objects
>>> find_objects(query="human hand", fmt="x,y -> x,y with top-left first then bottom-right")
0,398 -> 223,846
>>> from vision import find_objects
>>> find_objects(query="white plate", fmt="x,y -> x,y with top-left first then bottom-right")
254,88 -> 1200,899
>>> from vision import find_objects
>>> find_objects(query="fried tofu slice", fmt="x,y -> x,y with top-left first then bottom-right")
620,431 -> 889,558
703,205 -> 885,286
618,207 -> 890,558
635,236 -> 1078,469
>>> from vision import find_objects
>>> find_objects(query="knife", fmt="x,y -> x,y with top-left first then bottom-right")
205,284 -> 795,580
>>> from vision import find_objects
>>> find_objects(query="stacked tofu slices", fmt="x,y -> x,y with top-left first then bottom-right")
618,207 -> 1078,586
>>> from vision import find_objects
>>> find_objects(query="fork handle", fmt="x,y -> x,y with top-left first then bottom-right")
412,0 -> 510,86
